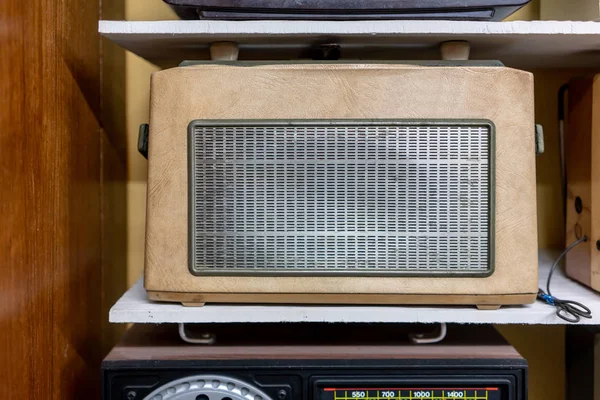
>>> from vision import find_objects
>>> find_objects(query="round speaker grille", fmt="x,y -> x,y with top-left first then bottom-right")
143,375 -> 273,400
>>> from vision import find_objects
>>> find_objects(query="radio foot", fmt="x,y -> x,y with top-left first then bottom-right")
210,41 -> 239,61
476,305 -> 502,310
182,302 -> 206,307
440,40 -> 471,61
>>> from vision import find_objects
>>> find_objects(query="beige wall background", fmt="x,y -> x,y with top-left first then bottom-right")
123,1 -> 576,399
125,1 -> 175,286
541,0 -> 600,20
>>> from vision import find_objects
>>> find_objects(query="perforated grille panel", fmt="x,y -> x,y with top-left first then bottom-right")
189,121 -> 493,276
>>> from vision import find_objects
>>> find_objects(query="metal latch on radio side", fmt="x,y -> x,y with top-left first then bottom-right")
535,124 -> 544,155
138,123 -> 149,159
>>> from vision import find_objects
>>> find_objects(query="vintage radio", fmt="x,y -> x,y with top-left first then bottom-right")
102,323 -> 528,400
163,0 -> 532,21
143,61 -> 538,308
565,76 -> 600,292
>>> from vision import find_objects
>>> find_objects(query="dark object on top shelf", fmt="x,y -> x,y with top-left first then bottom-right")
163,0 -> 532,21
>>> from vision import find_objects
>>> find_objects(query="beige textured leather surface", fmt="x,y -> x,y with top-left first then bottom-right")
145,63 -> 538,300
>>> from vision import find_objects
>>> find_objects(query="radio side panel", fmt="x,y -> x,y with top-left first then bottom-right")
565,76 -> 600,293
144,63 -> 537,300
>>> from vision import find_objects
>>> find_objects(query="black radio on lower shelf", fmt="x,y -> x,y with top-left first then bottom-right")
102,324 -> 527,400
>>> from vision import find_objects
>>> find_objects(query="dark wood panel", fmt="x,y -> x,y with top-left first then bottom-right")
101,0 -> 128,163
105,324 -> 522,362
0,0 -> 124,397
101,0 -> 128,358
101,128 -> 128,356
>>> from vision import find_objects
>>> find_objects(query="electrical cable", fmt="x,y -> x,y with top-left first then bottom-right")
537,236 -> 593,323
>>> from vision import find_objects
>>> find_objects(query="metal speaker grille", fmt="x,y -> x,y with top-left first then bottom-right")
189,121 -> 493,276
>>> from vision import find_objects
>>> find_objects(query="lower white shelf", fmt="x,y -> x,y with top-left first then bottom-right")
110,249 -> 600,325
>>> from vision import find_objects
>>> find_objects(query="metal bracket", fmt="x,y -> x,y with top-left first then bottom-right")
408,323 -> 447,344
178,323 -> 216,344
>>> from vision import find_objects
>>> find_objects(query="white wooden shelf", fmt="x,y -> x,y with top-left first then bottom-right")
99,20 -> 600,68
110,250 -> 600,325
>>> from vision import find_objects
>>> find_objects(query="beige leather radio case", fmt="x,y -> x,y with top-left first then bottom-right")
144,62 -> 538,308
